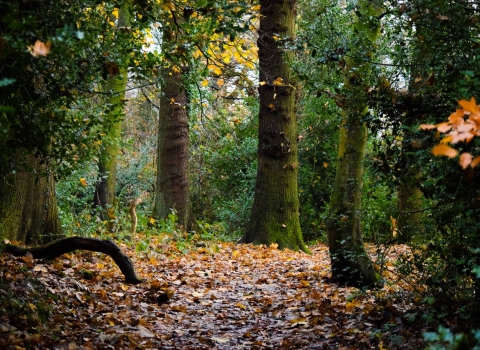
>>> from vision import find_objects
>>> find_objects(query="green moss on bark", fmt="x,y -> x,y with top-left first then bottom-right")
240,0 -> 308,253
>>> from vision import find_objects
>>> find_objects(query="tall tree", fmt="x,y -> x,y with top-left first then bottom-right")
153,11 -> 191,229
325,0 -> 383,287
240,0 -> 308,252
93,4 -> 131,214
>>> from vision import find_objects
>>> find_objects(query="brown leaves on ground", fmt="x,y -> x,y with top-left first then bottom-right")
0,236 -> 425,349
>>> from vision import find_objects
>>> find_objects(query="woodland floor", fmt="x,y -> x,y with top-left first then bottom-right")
0,234 -> 430,349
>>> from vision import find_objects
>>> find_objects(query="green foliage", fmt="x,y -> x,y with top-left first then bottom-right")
0,0 -> 153,177
424,326 -> 477,350
189,95 -> 259,239
56,162 -> 99,237
297,95 -> 339,241
361,171 -> 397,243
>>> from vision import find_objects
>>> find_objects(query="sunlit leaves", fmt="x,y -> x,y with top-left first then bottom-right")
27,40 -> 51,57
422,97 -> 480,168
431,145 -> 458,158
459,152 -> 473,169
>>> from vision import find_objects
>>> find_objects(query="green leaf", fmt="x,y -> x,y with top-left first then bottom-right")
0,78 -> 16,87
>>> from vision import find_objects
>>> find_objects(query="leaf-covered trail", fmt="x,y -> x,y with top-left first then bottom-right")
0,238 -> 426,349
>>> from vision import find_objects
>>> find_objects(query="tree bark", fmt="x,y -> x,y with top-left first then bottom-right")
0,152 -> 63,245
240,0 -> 308,252
397,170 -> 423,242
93,4 -> 130,214
325,0 -> 383,287
5,236 -> 143,284
154,26 -> 191,230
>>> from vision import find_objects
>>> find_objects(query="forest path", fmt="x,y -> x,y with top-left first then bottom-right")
0,236 -> 424,349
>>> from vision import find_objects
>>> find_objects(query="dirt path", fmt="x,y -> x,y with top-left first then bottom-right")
0,238 -> 425,349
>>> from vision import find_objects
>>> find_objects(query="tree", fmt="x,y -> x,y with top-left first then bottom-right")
325,0 -> 383,287
0,154 -> 62,244
154,22 -> 191,229
93,3 -> 131,216
239,0 -> 308,252
0,1 -> 148,243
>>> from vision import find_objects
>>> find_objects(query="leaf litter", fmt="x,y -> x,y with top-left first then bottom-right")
0,235 -> 428,349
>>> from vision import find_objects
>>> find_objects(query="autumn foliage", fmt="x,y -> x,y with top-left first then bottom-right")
421,97 -> 480,169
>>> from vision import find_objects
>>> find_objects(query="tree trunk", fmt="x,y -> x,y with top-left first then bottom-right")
397,171 -> 423,242
395,12 -> 432,243
0,152 -> 63,245
5,236 -> 143,284
240,0 -> 308,252
93,4 -> 130,214
325,0 -> 383,287
154,27 -> 191,230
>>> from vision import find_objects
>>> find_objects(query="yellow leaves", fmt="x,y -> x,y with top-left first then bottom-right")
216,78 -> 225,87
273,77 -> 284,86
323,162 -> 329,168
201,79 -> 209,87
390,216 -> 398,237
207,64 -> 222,76
161,2 -> 175,11
235,302 -> 247,309
79,178 -> 88,187
28,40 -> 51,57
107,207 -> 116,219
432,145 -> 458,158
299,280 -> 310,287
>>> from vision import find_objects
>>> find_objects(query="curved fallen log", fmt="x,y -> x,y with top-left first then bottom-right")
5,236 -> 143,284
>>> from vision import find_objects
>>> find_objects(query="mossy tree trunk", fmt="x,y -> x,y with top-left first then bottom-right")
326,0 -> 383,287
397,157 -> 423,243
395,10 -> 432,243
93,4 -> 130,214
154,26 -> 191,230
239,0 -> 308,253
0,153 -> 63,245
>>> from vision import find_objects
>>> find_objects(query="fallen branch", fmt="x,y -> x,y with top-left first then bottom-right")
5,236 -> 143,284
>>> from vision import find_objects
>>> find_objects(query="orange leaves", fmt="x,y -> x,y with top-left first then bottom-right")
422,97 -> 480,169
28,40 -> 51,57
431,144 -> 458,158
0,237 -> 427,348
458,97 -> 480,115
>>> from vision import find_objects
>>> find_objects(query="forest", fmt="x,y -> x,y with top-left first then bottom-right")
1,0 -> 480,348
